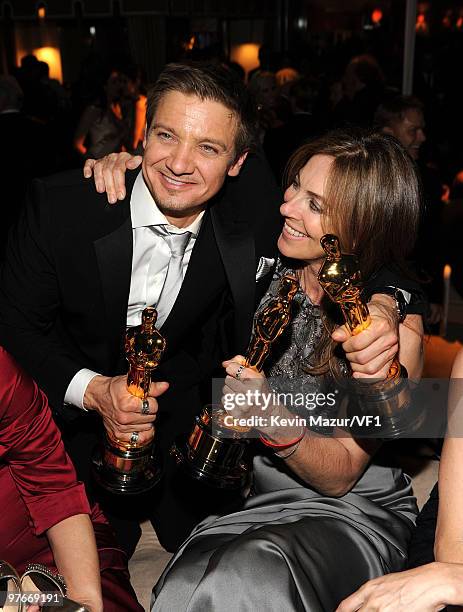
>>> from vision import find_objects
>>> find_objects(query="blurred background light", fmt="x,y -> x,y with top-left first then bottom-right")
230,43 -> 259,79
371,9 -> 383,25
33,46 -> 63,82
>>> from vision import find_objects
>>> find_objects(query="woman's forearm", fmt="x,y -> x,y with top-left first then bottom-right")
435,537 -> 463,564
258,401 -> 375,496
47,514 -> 103,612
435,361 -> 463,564
284,433 -> 375,496
263,418 -> 372,495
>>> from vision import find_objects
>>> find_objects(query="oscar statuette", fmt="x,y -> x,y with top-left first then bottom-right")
171,274 -> 299,489
318,234 -> 424,437
92,307 -> 166,494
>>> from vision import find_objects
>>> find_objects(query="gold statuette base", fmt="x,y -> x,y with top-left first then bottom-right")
348,363 -> 425,438
170,407 -> 251,490
92,433 -> 162,495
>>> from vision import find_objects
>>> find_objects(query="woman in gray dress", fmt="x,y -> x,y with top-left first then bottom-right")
151,129 -> 424,612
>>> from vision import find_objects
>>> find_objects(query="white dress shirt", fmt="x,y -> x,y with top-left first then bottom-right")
65,171 -> 204,409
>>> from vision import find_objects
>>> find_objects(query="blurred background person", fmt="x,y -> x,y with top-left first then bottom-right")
264,75 -> 320,182
123,63 -> 148,154
440,170 -> 463,302
374,94 -> 446,329
374,94 -> 426,161
73,69 -> 132,159
332,54 -> 385,128
0,76 -> 49,258
247,44 -> 274,82
247,70 -> 282,141
275,65 -> 300,88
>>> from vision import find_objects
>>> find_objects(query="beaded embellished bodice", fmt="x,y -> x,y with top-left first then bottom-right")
254,261 -> 325,401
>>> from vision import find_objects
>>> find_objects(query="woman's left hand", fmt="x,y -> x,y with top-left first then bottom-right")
336,562 -> 463,611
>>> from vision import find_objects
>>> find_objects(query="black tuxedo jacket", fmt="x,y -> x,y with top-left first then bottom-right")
0,153 -> 282,439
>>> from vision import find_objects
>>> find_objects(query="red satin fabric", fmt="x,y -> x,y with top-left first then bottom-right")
0,347 -> 142,611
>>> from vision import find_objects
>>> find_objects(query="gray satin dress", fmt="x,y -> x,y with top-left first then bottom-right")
151,264 -> 418,612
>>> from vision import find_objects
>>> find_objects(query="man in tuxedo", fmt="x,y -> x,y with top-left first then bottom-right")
0,63 -> 282,554
0,62 -> 409,555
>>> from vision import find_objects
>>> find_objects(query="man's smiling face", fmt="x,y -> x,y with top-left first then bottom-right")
142,90 -> 247,227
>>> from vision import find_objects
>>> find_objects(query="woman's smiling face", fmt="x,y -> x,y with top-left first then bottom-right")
277,154 -> 334,263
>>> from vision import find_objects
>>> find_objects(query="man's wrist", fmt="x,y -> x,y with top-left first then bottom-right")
65,369 -> 103,410
83,375 -> 109,412
369,293 -> 403,325
366,287 -> 408,323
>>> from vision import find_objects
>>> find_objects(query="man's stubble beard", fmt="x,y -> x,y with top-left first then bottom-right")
149,184 -> 206,220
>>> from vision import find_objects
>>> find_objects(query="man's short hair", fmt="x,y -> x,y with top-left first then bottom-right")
348,54 -> 384,87
146,62 -> 258,159
374,94 -> 424,130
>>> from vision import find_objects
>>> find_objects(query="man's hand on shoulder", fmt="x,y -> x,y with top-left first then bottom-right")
83,374 -> 168,445
331,293 -> 400,380
83,152 -> 142,204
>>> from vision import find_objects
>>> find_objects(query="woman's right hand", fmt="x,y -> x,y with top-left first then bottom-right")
222,357 -> 303,441
83,152 -> 142,203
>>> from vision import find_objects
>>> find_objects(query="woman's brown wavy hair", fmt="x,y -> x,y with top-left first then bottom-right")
283,128 -> 421,376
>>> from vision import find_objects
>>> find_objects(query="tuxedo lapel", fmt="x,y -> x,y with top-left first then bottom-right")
211,203 -> 255,352
94,212 -> 133,366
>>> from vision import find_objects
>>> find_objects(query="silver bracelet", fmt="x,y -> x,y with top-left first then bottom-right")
274,430 -> 305,459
